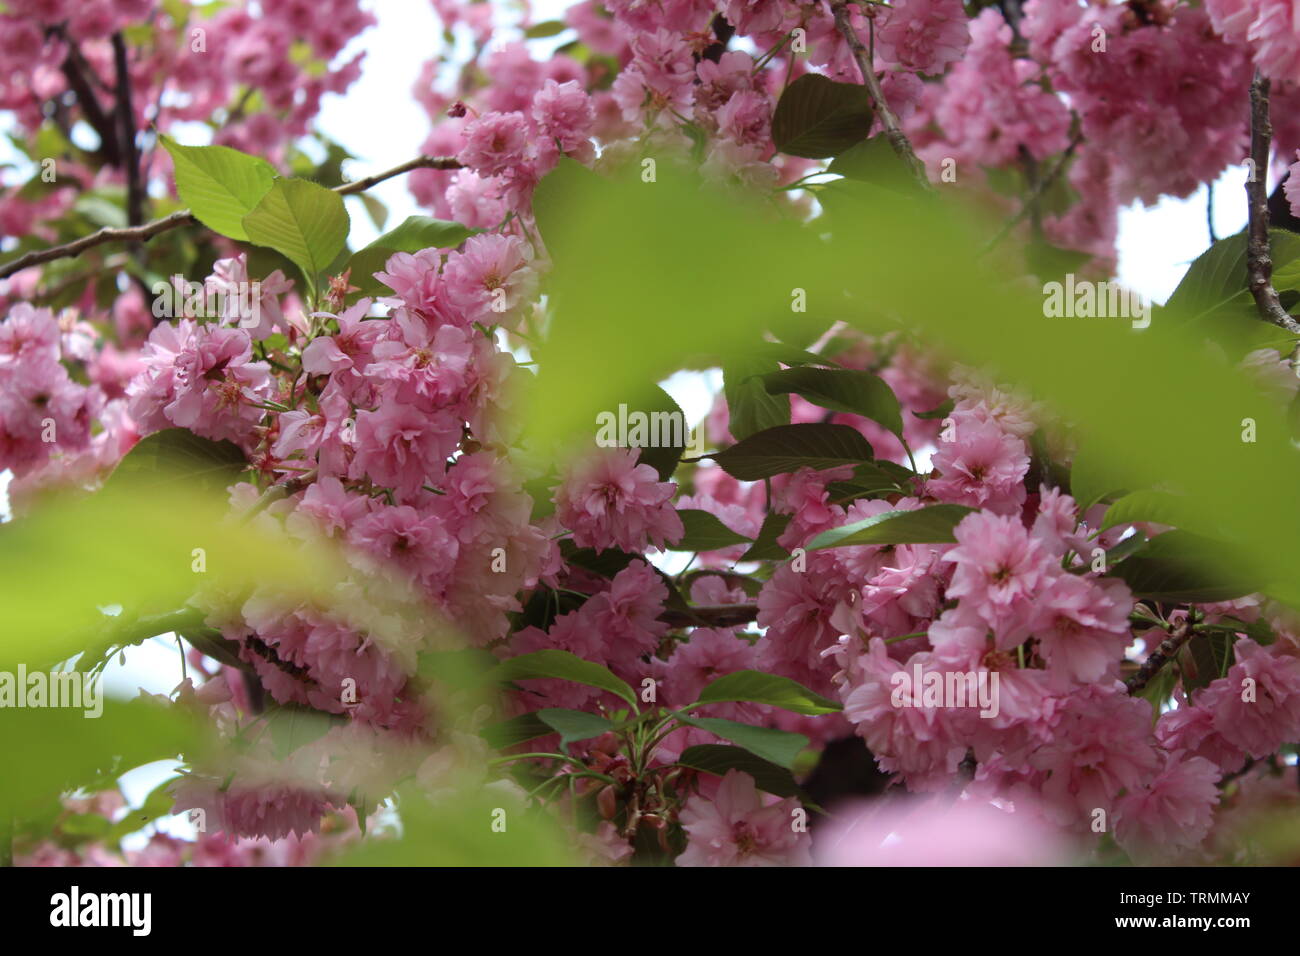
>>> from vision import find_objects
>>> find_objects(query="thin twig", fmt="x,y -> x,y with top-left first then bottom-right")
1125,616 -> 1194,694
985,130 -> 1083,253
830,1 -> 930,189
1246,71 -> 1300,336
0,155 -> 463,280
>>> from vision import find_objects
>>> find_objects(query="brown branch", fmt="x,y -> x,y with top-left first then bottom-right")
55,29 -> 120,166
112,32 -> 145,228
0,155 -> 463,280
335,155 -> 462,196
1125,616 -> 1194,694
830,1 -> 930,189
1246,71 -> 1300,336
658,604 -> 759,628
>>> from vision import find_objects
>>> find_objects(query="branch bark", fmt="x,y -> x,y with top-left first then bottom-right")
830,1 -> 930,189
0,155 -> 463,280
1246,71 -> 1300,335
111,32 -> 145,229
658,604 -> 759,628
1125,616 -> 1195,694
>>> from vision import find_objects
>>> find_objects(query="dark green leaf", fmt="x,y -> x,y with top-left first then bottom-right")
677,744 -> 801,798
771,73 -> 873,159
673,509 -> 753,552
695,669 -> 841,715
673,713 -> 808,768
762,366 -> 903,436
808,504 -> 975,549
708,423 -> 875,480
490,650 -> 637,708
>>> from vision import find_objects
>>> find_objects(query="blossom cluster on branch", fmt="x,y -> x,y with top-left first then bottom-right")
4,0 -> 1300,869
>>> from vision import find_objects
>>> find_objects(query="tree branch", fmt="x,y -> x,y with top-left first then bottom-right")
0,155 -> 463,280
1246,71 -> 1300,335
830,1 -> 930,189
1125,616 -> 1194,694
55,29 -> 120,166
658,604 -> 759,628
111,32 -> 145,229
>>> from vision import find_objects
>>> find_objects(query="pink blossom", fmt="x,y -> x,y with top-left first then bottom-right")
876,0 -> 971,75
554,447 -> 683,553
676,770 -> 812,866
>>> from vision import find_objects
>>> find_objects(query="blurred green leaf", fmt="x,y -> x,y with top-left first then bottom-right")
677,744 -> 801,798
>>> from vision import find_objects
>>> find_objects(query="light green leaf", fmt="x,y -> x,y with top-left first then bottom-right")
242,177 -> 350,284
161,135 -> 276,241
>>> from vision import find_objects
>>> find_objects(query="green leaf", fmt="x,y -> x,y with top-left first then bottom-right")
100,428 -> 246,497
808,504 -> 975,549
481,712 -> 552,750
673,509 -> 752,552
771,73 -> 874,159
826,136 -> 917,195
353,191 -> 388,231
739,512 -> 792,561
1169,227 -> 1300,323
826,461 -> 911,503
490,649 -> 637,708
1182,631 -> 1237,693
1110,531 -> 1258,603
524,19 -> 567,38
1100,490 -> 1196,532
161,135 -> 276,241
762,366 -> 903,436
724,355 -> 790,441
333,784 -> 576,866
695,670 -> 841,715
266,705 -> 337,760
536,708 -> 614,749
242,177 -> 350,284
677,744 -> 801,798
0,698 -> 202,820
707,423 -> 875,480
1069,446 -> 1128,512
673,713 -> 808,769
